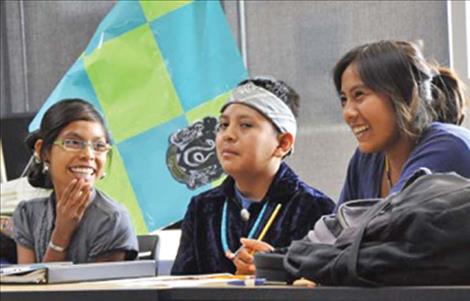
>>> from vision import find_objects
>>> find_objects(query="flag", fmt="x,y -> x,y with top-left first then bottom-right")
29,0 -> 247,233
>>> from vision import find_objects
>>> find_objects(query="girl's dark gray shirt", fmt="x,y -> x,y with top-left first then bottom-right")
12,189 -> 138,263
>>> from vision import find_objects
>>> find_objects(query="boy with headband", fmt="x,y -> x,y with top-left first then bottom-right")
171,77 -> 334,275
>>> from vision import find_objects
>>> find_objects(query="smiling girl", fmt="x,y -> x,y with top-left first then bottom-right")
333,40 -> 470,207
12,99 -> 138,263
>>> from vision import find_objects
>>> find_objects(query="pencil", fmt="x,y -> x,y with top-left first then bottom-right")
256,203 -> 282,241
229,203 -> 282,259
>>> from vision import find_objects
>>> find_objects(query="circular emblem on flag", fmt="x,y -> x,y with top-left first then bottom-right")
166,117 -> 224,189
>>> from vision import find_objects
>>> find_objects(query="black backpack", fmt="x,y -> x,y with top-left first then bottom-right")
284,171 -> 470,286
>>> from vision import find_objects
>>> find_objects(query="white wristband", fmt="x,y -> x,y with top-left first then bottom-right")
48,240 -> 67,252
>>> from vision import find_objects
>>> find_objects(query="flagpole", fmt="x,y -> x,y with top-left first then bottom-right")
238,0 -> 248,69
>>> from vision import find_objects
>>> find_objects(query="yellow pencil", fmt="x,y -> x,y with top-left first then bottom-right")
256,203 -> 282,241
231,203 -> 282,258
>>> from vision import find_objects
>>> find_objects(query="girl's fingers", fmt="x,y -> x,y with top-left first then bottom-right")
293,278 -> 317,287
68,178 -> 86,206
76,188 -> 91,217
59,178 -> 79,206
69,179 -> 91,207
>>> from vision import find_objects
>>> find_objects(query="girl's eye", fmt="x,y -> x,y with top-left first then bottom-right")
339,95 -> 347,107
353,90 -> 364,98
64,139 -> 82,148
240,123 -> 252,128
93,141 -> 109,152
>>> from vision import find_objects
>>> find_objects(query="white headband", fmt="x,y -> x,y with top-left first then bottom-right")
221,82 -> 297,140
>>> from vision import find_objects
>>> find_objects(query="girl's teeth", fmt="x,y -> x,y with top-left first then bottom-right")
70,167 -> 94,175
354,126 -> 368,134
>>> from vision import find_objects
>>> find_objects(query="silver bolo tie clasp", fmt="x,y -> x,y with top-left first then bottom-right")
240,208 -> 250,221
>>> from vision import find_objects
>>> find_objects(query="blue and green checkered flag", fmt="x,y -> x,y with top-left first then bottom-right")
29,0 -> 247,233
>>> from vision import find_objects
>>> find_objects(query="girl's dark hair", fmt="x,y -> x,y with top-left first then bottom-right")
238,76 -> 300,117
430,66 -> 466,125
333,40 -> 439,138
26,99 -> 112,188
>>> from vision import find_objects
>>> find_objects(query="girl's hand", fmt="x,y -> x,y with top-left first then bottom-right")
53,178 -> 92,247
293,277 -> 317,287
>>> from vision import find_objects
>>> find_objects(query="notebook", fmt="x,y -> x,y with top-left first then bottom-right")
0,260 -> 156,284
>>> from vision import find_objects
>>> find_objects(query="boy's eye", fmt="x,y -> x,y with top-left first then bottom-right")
217,122 -> 228,131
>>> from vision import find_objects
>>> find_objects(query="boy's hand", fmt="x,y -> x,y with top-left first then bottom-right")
228,238 -> 274,275
232,246 -> 255,275
241,238 -> 274,255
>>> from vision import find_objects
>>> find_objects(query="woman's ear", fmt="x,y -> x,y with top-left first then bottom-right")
34,139 -> 46,162
274,132 -> 294,158
458,113 -> 465,126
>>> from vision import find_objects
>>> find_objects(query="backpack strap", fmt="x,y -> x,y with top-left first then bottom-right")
401,167 -> 432,191
346,168 -> 433,285
346,199 -> 391,286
